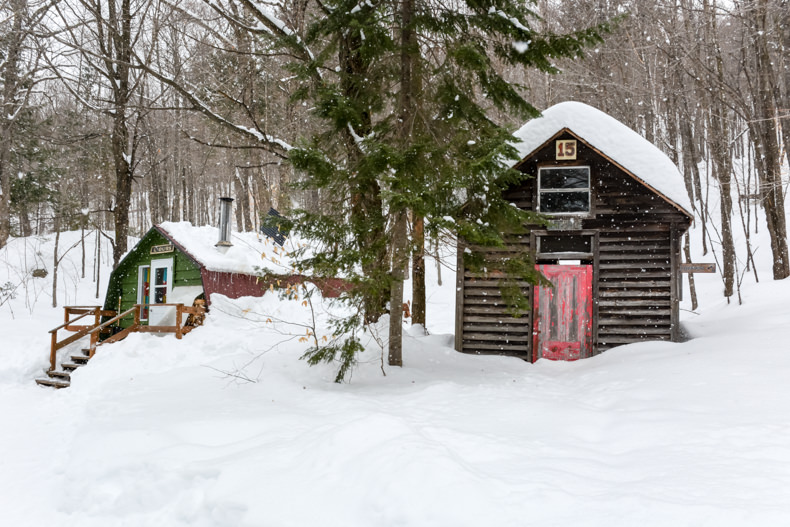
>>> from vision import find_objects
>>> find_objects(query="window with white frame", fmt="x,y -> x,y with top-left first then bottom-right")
538,166 -> 591,214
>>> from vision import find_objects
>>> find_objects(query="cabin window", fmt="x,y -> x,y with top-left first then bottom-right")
137,265 -> 150,320
537,234 -> 593,259
539,235 -> 592,254
538,166 -> 590,214
153,266 -> 168,303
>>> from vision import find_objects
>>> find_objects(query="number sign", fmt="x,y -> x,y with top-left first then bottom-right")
556,140 -> 577,161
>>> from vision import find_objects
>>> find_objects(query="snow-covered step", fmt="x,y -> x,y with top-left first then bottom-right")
35,378 -> 70,389
61,363 -> 83,371
69,354 -> 90,364
48,371 -> 71,381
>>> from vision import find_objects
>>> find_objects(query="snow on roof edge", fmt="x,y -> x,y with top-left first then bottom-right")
156,221 -> 298,276
511,101 -> 693,217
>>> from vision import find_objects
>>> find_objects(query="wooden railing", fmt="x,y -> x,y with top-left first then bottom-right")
49,306 -> 116,371
48,303 -> 207,369
86,306 -> 140,356
86,303 -> 207,355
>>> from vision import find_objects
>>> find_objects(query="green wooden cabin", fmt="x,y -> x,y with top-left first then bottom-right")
102,226 -> 205,330
102,217 -> 286,332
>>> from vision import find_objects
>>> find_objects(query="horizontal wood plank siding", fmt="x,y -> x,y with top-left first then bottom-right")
596,228 -> 673,350
459,231 -> 532,358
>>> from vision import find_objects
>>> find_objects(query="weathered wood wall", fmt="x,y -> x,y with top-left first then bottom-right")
456,131 -> 690,359
455,233 -> 533,358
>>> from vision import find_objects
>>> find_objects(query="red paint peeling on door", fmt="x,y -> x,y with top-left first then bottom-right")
533,265 -> 593,362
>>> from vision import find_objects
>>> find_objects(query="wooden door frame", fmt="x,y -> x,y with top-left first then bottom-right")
149,257 -> 174,326
136,264 -> 151,321
151,257 -> 174,301
529,230 -> 599,361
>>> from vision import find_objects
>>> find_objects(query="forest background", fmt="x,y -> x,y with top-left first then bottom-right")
0,0 -> 788,349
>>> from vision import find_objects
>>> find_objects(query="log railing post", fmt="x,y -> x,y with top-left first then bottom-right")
175,304 -> 183,339
89,330 -> 98,357
134,304 -> 140,327
50,332 -> 57,372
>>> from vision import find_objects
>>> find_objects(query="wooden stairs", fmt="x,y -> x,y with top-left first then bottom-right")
35,348 -> 91,389
36,302 -> 206,389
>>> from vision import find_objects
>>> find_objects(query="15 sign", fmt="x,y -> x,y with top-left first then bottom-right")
555,139 -> 577,161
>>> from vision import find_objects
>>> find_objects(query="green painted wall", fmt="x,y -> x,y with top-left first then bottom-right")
103,228 -> 203,329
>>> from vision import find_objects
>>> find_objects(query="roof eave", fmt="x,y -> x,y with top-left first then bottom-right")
512,128 -> 694,221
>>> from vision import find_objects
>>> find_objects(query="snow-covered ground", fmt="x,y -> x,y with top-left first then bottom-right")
1,219 -> 789,526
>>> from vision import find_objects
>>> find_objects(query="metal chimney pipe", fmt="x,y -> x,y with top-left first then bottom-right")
216,197 -> 234,247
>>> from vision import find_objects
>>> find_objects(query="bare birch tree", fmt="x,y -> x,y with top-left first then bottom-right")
50,0 -> 164,265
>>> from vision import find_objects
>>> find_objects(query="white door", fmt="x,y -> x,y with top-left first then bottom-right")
148,258 -> 175,326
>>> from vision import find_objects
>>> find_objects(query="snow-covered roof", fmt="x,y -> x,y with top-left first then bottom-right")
511,101 -> 693,216
157,222 -> 298,276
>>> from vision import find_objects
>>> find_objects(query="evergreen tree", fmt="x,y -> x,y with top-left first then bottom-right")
278,0 -> 611,380
9,112 -> 56,236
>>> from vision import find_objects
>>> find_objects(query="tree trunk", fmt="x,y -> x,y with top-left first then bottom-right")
683,233 -> 698,311
708,110 -> 736,299
52,219 -> 60,308
151,162 -> 167,224
747,0 -> 789,279
679,102 -> 701,211
388,0 -> 417,366
95,229 -> 101,299
81,221 -> 86,278
338,18 -> 389,323
709,113 -> 736,298
106,0 -> 135,268
388,211 -> 408,367
182,167 -> 190,223
700,0 -> 736,297
411,214 -> 426,328
780,0 -> 790,173
112,111 -> 133,267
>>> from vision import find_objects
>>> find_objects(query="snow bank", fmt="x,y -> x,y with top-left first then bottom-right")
0,232 -> 116,382
3,228 -> 790,526
512,101 -> 693,216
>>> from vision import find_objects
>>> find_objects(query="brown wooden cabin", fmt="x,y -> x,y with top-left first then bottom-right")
455,102 -> 694,362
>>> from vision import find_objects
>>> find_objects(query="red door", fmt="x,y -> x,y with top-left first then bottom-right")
533,265 -> 593,361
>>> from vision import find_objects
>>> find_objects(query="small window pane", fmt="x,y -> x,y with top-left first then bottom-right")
540,235 -> 592,254
540,192 -> 589,213
154,286 -> 166,304
540,167 -> 589,189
